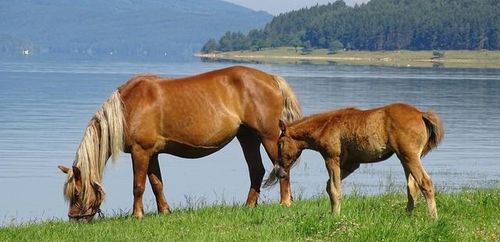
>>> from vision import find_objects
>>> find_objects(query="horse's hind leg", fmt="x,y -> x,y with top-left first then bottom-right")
399,154 -> 437,219
403,166 -> 420,213
147,154 -> 171,214
237,129 -> 265,207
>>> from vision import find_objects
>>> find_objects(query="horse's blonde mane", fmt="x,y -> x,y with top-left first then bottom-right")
64,91 -> 125,206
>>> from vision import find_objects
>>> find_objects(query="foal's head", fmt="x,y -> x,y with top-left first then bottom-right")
276,120 -> 302,178
58,165 -> 104,222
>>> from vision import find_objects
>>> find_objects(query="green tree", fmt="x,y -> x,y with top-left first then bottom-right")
328,40 -> 344,54
201,0 -> 500,52
201,39 -> 218,53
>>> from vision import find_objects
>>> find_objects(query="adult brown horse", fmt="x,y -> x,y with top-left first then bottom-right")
58,65 -> 302,220
266,103 -> 443,218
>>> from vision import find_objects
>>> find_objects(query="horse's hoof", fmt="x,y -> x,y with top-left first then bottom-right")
280,200 -> 292,207
160,208 -> 172,214
132,213 -> 144,219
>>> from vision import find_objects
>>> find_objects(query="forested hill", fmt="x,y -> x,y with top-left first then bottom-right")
202,0 -> 500,52
0,0 -> 271,60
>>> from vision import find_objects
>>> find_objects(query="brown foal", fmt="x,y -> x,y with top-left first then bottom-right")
267,103 -> 444,218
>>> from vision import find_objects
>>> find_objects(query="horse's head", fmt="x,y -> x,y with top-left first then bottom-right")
275,120 -> 302,178
58,165 -> 105,222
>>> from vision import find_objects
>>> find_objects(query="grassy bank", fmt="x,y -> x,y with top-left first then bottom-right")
197,47 -> 500,68
1,189 -> 498,241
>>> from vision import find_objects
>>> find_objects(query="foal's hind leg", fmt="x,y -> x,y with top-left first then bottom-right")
237,129 -> 265,208
403,166 -> 420,213
147,154 -> 171,214
399,154 -> 437,219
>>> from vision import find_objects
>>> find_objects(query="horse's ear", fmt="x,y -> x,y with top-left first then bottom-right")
72,166 -> 81,180
58,165 -> 70,174
279,120 -> 287,134
92,182 -> 105,203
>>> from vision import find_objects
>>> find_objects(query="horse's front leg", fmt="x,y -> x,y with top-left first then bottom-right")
325,157 -> 342,215
131,146 -> 152,219
237,130 -> 265,207
262,137 -> 292,206
147,154 -> 171,214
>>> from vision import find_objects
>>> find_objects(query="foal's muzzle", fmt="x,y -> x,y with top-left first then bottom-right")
277,166 -> 288,179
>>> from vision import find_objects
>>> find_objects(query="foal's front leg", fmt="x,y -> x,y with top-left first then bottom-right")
325,157 -> 342,214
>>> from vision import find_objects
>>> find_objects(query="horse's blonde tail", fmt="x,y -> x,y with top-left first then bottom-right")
274,75 -> 303,123
264,76 -> 303,188
421,111 -> 444,157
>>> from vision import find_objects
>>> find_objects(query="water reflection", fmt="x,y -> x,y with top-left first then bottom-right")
0,61 -> 499,225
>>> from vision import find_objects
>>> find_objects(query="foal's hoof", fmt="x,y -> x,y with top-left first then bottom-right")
245,202 -> 258,208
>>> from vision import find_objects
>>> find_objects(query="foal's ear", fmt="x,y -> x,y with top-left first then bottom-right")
58,165 -> 70,174
72,166 -> 81,180
279,120 -> 287,134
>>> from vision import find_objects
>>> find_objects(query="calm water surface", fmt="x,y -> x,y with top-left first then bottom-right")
0,60 -> 499,225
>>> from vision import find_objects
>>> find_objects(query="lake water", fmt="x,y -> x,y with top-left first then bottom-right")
0,60 -> 499,225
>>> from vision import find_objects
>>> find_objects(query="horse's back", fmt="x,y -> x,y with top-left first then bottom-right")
154,65 -> 281,126
118,66 -> 283,153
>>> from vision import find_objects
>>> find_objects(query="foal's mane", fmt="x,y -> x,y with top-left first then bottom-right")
289,107 -> 359,132
63,91 -> 125,206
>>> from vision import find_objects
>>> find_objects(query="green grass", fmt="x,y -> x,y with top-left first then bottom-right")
1,189 -> 498,241
197,47 -> 500,68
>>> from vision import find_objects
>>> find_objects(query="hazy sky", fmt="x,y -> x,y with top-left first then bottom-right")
224,0 -> 370,15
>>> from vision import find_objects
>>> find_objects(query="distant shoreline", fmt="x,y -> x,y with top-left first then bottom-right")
196,48 -> 500,68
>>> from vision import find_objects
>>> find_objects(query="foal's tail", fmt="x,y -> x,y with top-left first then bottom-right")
274,75 -> 303,123
421,111 -> 444,157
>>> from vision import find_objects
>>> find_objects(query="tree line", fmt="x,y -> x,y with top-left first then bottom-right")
202,0 -> 500,53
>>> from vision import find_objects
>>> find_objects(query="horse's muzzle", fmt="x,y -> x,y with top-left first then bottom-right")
68,208 -> 103,222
